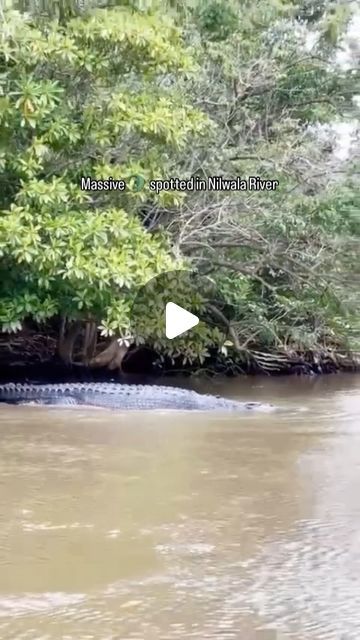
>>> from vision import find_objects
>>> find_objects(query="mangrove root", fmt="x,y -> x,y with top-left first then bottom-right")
89,339 -> 129,371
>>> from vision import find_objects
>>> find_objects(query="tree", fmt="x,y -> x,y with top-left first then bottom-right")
143,0 -> 360,370
0,6 -> 220,366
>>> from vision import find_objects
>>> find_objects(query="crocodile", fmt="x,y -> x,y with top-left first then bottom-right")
0,382 -> 275,412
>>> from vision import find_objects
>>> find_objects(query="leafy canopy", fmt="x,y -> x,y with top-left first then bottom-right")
0,0 -> 359,368
0,6 -> 213,358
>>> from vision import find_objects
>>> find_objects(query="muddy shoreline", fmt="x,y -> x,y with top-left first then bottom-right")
0,350 -> 358,385
1,327 -> 359,383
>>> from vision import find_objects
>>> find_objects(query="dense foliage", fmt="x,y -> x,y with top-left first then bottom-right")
0,0 -> 359,371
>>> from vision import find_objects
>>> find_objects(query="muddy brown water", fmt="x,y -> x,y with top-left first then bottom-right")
0,374 -> 359,640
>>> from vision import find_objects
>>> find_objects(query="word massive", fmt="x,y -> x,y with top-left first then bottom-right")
81,177 -> 126,191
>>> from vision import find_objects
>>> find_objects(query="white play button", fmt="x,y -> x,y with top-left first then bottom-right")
165,302 -> 199,339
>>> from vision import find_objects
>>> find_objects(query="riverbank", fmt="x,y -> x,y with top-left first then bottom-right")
0,328 -> 359,383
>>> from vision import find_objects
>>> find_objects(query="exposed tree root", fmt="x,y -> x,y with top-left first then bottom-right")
58,320 -> 81,365
89,339 -> 129,371
0,326 -> 359,376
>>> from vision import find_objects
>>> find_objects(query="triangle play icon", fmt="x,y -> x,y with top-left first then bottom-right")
165,302 -> 199,339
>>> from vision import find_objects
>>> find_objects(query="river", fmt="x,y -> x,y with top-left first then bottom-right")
0,373 -> 359,639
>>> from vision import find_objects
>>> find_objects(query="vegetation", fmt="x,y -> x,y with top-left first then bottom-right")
0,0 -> 359,374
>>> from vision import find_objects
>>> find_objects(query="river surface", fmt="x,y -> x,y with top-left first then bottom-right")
0,374 -> 359,640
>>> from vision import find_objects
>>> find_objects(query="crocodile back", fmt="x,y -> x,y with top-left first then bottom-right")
0,382 -> 274,412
